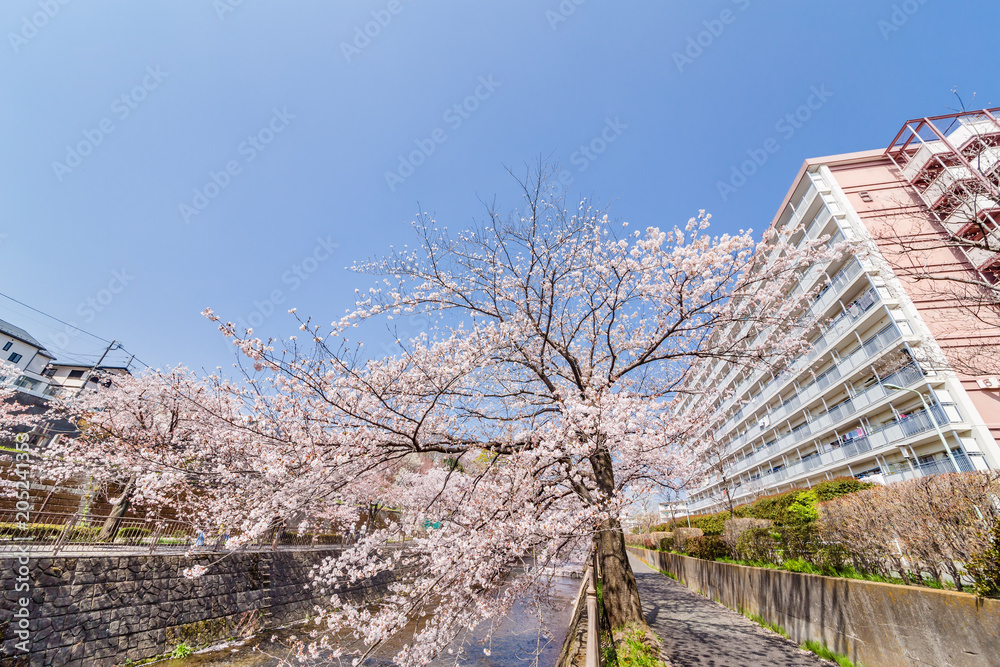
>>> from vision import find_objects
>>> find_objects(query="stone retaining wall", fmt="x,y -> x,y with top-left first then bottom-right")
628,546 -> 1000,667
0,549 -> 374,667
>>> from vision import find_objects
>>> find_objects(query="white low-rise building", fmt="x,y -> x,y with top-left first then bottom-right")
0,318 -> 57,399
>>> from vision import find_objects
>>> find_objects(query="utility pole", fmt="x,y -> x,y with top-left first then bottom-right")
76,340 -> 118,396
73,339 -> 118,517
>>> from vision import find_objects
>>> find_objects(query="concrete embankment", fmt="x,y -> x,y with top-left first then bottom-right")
628,546 -> 1000,667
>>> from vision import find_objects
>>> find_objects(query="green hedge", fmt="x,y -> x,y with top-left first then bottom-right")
686,535 -> 727,560
116,527 -> 152,540
665,477 -> 874,533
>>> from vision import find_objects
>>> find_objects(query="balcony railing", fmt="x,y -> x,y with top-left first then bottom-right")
723,314 -> 898,457
883,451 -> 976,484
695,439 -> 975,513
716,255 -> 864,436
732,402 -> 958,492
728,360 -> 921,475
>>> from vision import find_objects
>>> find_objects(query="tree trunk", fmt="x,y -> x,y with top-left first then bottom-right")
595,515 -> 646,630
97,477 -> 135,542
589,447 -> 646,631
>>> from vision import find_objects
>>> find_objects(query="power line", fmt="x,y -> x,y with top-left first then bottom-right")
117,344 -> 151,370
0,291 -> 151,372
0,290 -> 113,344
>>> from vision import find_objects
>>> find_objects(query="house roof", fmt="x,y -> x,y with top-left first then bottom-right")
0,318 -> 49,353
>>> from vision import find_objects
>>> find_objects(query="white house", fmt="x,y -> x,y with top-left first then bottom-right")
0,318 -> 56,399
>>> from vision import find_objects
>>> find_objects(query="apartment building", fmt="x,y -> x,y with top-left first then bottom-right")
685,108 -> 1000,514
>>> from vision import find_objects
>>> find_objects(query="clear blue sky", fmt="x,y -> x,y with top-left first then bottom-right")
2,0 -> 997,372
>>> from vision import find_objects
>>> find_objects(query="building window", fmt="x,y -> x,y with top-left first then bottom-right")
67,369 -> 85,379
7,353 -> 22,363
2,342 -> 10,351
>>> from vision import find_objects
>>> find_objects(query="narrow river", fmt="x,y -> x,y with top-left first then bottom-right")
161,576 -> 580,667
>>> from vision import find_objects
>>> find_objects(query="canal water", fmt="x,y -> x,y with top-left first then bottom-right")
161,576 -> 579,667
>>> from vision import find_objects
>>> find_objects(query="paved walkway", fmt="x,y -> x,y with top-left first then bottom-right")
628,554 -> 826,667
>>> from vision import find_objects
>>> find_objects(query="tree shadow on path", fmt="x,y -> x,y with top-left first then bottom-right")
628,555 -> 825,667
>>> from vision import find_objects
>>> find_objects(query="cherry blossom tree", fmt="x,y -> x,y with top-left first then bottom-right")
49,169 -> 840,663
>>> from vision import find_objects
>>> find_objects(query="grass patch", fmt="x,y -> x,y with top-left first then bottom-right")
606,624 -> 667,667
170,642 -> 194,659
738,606 -> 789,639
801,639 -> 854,667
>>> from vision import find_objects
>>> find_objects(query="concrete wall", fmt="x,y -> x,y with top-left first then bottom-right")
0,550 -> 380,667
628,546 -> 1000,667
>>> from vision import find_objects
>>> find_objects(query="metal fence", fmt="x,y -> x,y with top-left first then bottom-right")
0,510 -> 352,555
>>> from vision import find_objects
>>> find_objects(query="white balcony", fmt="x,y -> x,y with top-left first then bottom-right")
721,288 -> 889,454
728,359 -> 921,477
716,252 -> 863,436
732,402 -> 959,497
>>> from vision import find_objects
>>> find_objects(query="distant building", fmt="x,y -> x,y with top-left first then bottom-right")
684,109 -> 1000,515
657,502 -> 690,522
0,318 -> 56,399
44,363 -> 130,397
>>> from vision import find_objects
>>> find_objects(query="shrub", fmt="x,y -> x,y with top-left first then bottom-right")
812,477 -> 875,502
813,543 -> 848,575
784,490 -> 819,524
685,535 -> 727,560
0,522 -> 65,539
776,523 -> 818,562
658,536 -> 673,552
819,471 -> 1000,587
672,527 -> 703,552
666,513 -> 725,536
966,519 -> 1000,597
723,518 -> 772,557
116,527 -> 151,540
735,527 -> 776,563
